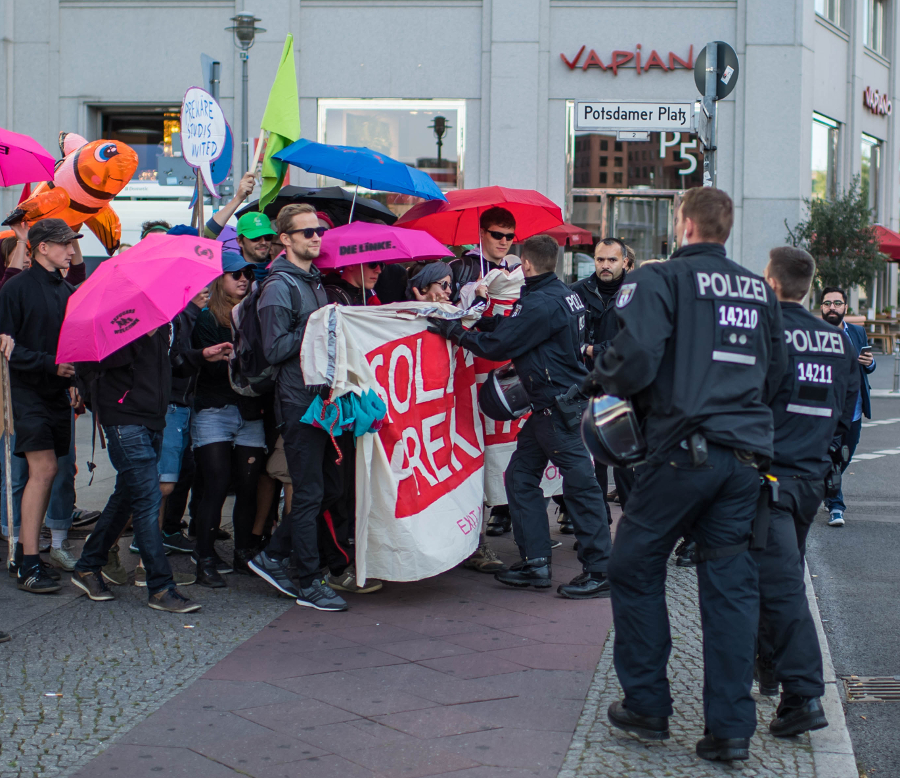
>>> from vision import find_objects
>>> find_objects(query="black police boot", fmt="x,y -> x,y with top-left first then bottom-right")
769,695 -> 828,737
557,571 -> 611,599
196,557 -> 226,588
557,508 -> 574,535
754,658 -> 779,696
606,700 -> 669,741
674,539 -> 698,567
495,557 -> 552,589
485,506 -> 512,537
696,734 -> 750,762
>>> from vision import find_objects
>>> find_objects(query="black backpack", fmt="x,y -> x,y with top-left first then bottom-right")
229,271 -> 304,397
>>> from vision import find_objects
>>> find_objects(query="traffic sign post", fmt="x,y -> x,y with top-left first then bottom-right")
703,42 -> 717,187
693,41 -> 740,188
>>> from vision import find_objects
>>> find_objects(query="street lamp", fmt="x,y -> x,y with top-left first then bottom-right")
226,12 -> 265,177
429,115 -> 451,165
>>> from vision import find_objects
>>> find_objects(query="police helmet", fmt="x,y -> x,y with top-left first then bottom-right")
478,363 -> 531,422
580,394 -> 647,467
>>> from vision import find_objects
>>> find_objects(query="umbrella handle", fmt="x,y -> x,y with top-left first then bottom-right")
2,356 -> 14,563
348,183 -> 359,223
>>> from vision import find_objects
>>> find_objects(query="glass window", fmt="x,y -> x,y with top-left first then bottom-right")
864,0 -> 888,55
100,108 -> 182,182
815,0 -> 843,26
600,156 -> 608,166
811,113 -> 839,201
861,133 -> 882,220
317,98 -> 466,214
600,139 -> 608,151
599,172 -> 608,184
613,172 -> 623,184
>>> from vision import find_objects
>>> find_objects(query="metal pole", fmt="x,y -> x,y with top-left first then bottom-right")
348,184 -> 359,223
892,346 -> 899,393
210,61 -> 221,102
702,42 -> 718,188
241,51 -> 249,178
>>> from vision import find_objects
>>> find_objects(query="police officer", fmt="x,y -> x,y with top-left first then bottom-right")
428,234 -> 613,599
584,188 -> 787,761
755,247 -> 858,737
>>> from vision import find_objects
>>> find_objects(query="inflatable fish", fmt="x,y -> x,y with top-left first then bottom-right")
2,132 -> 138,256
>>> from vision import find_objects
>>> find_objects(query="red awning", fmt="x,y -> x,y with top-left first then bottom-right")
874,225 -> 900,261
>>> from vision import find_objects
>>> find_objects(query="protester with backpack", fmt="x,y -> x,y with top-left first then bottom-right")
190,252 -> 266,585
244,203 -> 349,612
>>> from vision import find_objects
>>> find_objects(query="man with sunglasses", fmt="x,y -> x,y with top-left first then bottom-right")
819,286 -> 876,527
248,203 -> 349,612
449,207 -> 517,304
324,260 -> 383,306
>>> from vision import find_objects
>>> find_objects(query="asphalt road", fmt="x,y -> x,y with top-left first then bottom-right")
807,392 -> 900,778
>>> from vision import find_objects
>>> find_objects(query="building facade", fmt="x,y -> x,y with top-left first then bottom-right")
1,0 -> 898,306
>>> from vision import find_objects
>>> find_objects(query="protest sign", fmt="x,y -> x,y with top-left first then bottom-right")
301,303 -> 484,583
472,267 -> 564,505
180,87 -> 227,197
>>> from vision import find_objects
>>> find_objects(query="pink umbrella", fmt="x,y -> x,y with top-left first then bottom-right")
316,222 -> 453,270
57,234 -> 222,363
0,127 -> 56,187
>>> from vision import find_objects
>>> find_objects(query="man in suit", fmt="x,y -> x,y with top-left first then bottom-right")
820,286 -> 876,527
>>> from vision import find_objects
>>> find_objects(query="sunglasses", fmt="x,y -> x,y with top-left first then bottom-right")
821,300 -> 846,308
228,269 -> 255,281
366,262 -> 384,270
487,230 -> 515,241
434,280 -> 451,291
246,234 -> 273,243
285,226 -> 328,239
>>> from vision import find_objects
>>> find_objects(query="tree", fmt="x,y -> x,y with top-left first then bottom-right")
785,177 -> 886,295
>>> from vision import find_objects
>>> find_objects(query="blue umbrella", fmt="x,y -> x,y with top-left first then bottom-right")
274,139 -> 447,218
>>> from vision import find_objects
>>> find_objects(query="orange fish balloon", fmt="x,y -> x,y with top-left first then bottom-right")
3,132 -> 138,256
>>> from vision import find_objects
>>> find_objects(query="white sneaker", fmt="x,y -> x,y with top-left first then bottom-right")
828,510 -> 845,527
49,540 -> 78,572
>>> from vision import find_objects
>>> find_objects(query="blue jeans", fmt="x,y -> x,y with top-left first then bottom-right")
158,404 -> 192,483
75,425 -> 173,596
823,417 -> 863,513
1,411 -> 77,538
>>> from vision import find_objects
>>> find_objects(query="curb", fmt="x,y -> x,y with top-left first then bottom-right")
805,565 -> 858,778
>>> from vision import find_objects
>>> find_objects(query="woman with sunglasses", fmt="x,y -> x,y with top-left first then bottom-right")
323,260 -> 383,306
190,252 -> 267,587
406,262 -> 454,303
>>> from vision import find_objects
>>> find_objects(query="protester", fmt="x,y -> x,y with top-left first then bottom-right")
140,220 -> 172,240
324,260 -> 382,306
406,263 -> 452,302
429,234 -> 613,597
0,219 -> 87,594
1,221 -> 30,290
190,252 -> 265,585
248,203 -> 348,612
71,312 -> 232,611
820,286 -> 876,527
584,188 -> 786,762
448,207 -> 516,299
755,247 -> 859,737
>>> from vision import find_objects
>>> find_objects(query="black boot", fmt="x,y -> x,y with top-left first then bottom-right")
557,571 -> 611,599
485,506 -> 512,537
495,557 -> 552,588
674,539 -> 698,567
769,695 -> 828,737
696,734 -> 750,761
607,700 -> 669,740
754,657 -> 779,696
232,547 -> 256,575
557,509 -> 574,535
197,557 -> 226,588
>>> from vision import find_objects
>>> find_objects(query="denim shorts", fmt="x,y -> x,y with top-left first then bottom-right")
158,404 -> 192,482
192,404 -> 265,450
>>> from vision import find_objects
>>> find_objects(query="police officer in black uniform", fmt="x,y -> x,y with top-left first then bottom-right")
428,234 -> 613,599
584,188 -> 787,762
755,246 -> 859,737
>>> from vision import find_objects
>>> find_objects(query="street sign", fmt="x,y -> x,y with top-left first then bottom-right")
575,101 -> 695,133
693,41 -> 739,100
617,130 -> 650,142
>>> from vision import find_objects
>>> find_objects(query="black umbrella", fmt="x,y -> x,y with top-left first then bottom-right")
236,185 -> 398,226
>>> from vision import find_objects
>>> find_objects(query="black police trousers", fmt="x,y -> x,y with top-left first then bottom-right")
608,443 -> 759,739
755,477 -> 825,698
505,409 -> 611,572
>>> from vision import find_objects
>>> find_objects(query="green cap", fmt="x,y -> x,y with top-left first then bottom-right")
236,211 -> 277,240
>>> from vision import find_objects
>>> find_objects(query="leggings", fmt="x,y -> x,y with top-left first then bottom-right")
194,442 -> 265,557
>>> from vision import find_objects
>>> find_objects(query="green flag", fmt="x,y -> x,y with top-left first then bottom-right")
259,34 -> 300,210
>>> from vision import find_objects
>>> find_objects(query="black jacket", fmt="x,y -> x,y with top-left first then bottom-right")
595,243 -> 787,462
769,302 -> 860,480
458,272 -> 588,410
570,273 -> 625,370
0,262 -> 77,394
169,301 -> 205,407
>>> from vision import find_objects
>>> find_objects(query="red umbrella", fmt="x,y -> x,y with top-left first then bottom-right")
543,222 -> 593,247
395,186 -> 563,245
874,225 -> 900,261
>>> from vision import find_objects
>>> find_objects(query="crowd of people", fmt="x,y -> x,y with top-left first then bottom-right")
0,179 -> 879,764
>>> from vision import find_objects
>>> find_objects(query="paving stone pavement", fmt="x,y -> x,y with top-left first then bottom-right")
558,561 -> 818,778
